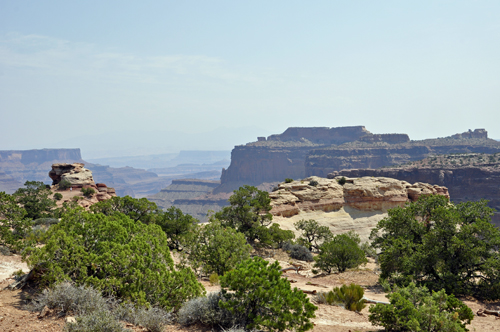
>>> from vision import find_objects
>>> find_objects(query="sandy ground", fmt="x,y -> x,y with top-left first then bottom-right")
1,253 -> 500,332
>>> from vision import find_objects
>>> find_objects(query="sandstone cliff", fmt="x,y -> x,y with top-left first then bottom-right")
269,176 -> 449,242
219,126 -> 411,191
306,139 -> 500,178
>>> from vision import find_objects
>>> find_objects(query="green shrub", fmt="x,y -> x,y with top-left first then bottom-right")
59,179 -> 72,190
209,273 -> 219,285
26,209 -> 204,310
214,185 -> 274,246
182,221 -> 251,277
369,283 -> 474,332
90,196 -> 159,224
14,181 -> 56,220
220,257 -> 317,332
285,178 -> 294,183
330,283 -> 366,312
282,242 -> 313,262
337,176 -> 347,185
81,188 -> 95,198
155,206 -> 197,250
54,193 -> 63,201
267,223 -> 295,248
314,232 -> 367,273
0,191 -> 31,251
308,180 -> 319,186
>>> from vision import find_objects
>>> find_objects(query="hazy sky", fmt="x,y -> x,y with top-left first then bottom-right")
1,1 -> 499,158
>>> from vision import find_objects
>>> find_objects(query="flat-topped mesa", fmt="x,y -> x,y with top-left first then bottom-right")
49,163 -> 95,187
266,126 -> 371,144
269,176 -> 449,218
451,129 -> 488,140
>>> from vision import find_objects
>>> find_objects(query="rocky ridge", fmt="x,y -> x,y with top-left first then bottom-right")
270,175 -> 449,242
48,163 -> 117,207
270,176 -> 449,217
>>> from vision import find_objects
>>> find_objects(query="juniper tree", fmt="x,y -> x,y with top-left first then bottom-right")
371,194 -> 500,299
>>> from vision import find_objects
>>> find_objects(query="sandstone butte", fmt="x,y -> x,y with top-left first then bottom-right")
49,163 -> 117,208
269,175 -> 449,242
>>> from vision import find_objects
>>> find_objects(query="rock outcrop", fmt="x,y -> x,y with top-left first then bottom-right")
270,176 -> 449,242
49,163 -> 95,186
48,163 -> 117,208
270,176 -> 449,217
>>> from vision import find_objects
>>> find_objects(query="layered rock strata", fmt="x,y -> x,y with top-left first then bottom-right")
270,176 -> 449,217
219,127 -> 500,193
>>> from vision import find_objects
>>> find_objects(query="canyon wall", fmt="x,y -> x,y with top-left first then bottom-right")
306,143 -> 500,178
266,126 -> 371,144
219,126 -> 405,191
218,127 -> 499,193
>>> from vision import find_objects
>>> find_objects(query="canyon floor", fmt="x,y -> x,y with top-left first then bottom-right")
1,253 -> 500,332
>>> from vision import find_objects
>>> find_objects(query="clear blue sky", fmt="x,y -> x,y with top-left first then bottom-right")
1,1 -> 499,157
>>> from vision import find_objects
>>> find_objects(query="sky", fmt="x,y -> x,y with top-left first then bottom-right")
1,1 -> 499,158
